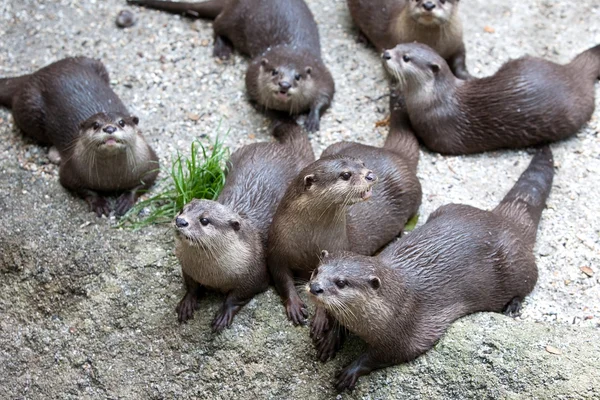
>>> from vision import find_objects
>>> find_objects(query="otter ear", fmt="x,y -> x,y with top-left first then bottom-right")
320,250 -> 329,259
369,276 -> 381,290
304,174 -> 315,189
261,58 -> 269,67
429,63 -> 440,74
131,116 -> 139,125
305,66 -> 312,75
230,219 -> 241,231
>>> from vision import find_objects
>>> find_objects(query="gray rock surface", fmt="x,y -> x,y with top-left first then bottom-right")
0,0 -> 599,398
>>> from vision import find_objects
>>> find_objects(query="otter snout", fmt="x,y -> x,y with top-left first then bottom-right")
365,171 -> 377,182
278,81 -> 291,93
175,216 -> 189,228
422,1 -> 435,11
310,282 -> 324,295
103,125 -> 117,134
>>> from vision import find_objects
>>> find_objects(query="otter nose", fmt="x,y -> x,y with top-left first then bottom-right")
175,217 -> 189,228
279,81 -> 291,92
103,126 -> 117,134
382,51 -> 392,60
365,171 -> 377,182
423,1 -> 435,11
310,282 -> 324,295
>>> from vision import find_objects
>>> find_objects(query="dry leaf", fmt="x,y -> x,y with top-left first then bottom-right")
375,115 -> 390,128
248,134 -> 256,140
484,26 -> 495,33
187,113 -> 200,121
545,345 -> 562,355
580,266 -> 594,277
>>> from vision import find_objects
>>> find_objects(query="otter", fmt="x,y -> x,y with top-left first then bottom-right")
267,92 -> 422,326
174,121 -> 314,332
347,0 -> 470,79
308,146 -> 554,391
383,42 -> 600,154
127,0 -> 335,132
0,57 -> 159,216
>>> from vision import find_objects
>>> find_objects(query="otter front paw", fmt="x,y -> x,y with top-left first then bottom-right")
310,307 -> 330,340
336,364 -> 361,392
176,292 -> 199,324
213,36 -> 233,60
304,114 -> 320,133
86,196 -> 111,217
285,298 -> 308,325
315,328 -> 343,362
115,191 -> 136,216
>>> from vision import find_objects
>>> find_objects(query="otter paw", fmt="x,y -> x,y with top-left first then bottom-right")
87,196 -> 111,217
115,192 -> 136,216
176,294 -> 198,324
211,309 -> 234,333
503,297 -> 523,317
304,115 -> 320,133
310,308 -> 330,340
285,298 -> 308,325
356,31 -> 369,46
315,329 -> 342,363
335,365 -> 360,392
213,36 -> 233,60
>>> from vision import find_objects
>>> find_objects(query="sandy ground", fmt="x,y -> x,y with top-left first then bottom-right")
0,0 -> 599,398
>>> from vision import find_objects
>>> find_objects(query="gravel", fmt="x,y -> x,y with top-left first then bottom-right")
0,0 -> 599,398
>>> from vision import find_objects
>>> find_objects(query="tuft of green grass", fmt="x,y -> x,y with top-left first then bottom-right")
404,214 -> 419,232
118,137 -> 229,230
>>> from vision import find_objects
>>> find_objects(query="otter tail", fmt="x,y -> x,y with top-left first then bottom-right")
383,89 -> 420,172
272,119 -> 315,164
493,146 -> 554,245
0,75 -> 30,108
127,0 -> 223,19
569,44 -> 600,80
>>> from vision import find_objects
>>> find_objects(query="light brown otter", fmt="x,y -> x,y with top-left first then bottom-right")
347,0 -> 470,79
308,146 -> 554,391
0,57 -> 159,216
383,42 -> 600,155
174,121 -> 314,332
127,0 -> 335,132
267,92 -> 422,325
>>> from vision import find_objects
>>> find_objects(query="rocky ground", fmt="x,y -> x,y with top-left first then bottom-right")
1,0 -> 599,398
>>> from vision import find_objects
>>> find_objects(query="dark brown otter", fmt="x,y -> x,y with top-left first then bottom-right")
347,0 -> 470,79
174,121 -> 314,332
0,57 -> 159,216
308,146 -> 554,391
267,92 -> 422,325
127,0 -> 335,132
383,42 -> 600,154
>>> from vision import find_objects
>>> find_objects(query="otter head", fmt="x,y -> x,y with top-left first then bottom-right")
298,156 -> 377,206
79,112 -> 140,155
256,56 -> 317,113
174,199 -> 244,251
382,43 -> 450,94
308,251 -> 384,327
407,0 -> 459,26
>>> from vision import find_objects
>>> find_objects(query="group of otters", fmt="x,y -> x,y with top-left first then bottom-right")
1,0 -> 599,392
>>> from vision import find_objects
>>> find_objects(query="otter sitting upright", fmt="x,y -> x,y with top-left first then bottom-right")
347,0 -> 470,79
309,146 -> 554,391
0,57 -> 159,216
267,92 -> 422,326
174,121 -> 314,332
383,43 -> 600,154
128,0 -> 335,132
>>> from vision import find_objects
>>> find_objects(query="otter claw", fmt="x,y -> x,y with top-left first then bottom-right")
285,299 -> 308,325
176,292 -> 199,323
335,366 -> 360,392
304,115 -> 320,132
115,191 -> 136,216
87,196 -> 110,217
310,308 -> 330,339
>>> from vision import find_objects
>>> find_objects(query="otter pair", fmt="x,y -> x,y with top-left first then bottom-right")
0,57 -> 159,217
128,0 -> 335,132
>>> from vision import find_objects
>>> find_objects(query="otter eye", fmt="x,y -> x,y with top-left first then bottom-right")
200,218 -> 209,226
335,279 -> 346,289
340,172 -> 352,180
402,54 -> 411,63
92,122 -> 100,130
118,120 -> 126,128
272,69 -> 278,76
295,74 -> 301,81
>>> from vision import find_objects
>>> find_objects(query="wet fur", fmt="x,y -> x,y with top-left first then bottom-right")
267,93 -> 422,324
385,43 -> 600,154
174,121 -> 314,330
309,146 -> 554,391
0,57 -> 159,214
347,0 -> 470,79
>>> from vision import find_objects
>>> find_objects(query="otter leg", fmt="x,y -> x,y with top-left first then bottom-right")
304,97 -> 329,132
176,272 -> 204,323
356,30 -> 370,46
336,351 -> 390,392
211,291 -> 251,333
310,306 -> 331,339
315,319 -> 346,363
79,190 -> 111,217
213,35 -> 233,60
447,46 -> 472,80
503,297 -> 523,317
271,266 -> 308,325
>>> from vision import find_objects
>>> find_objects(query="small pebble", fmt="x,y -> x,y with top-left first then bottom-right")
116,10 -> 136,28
